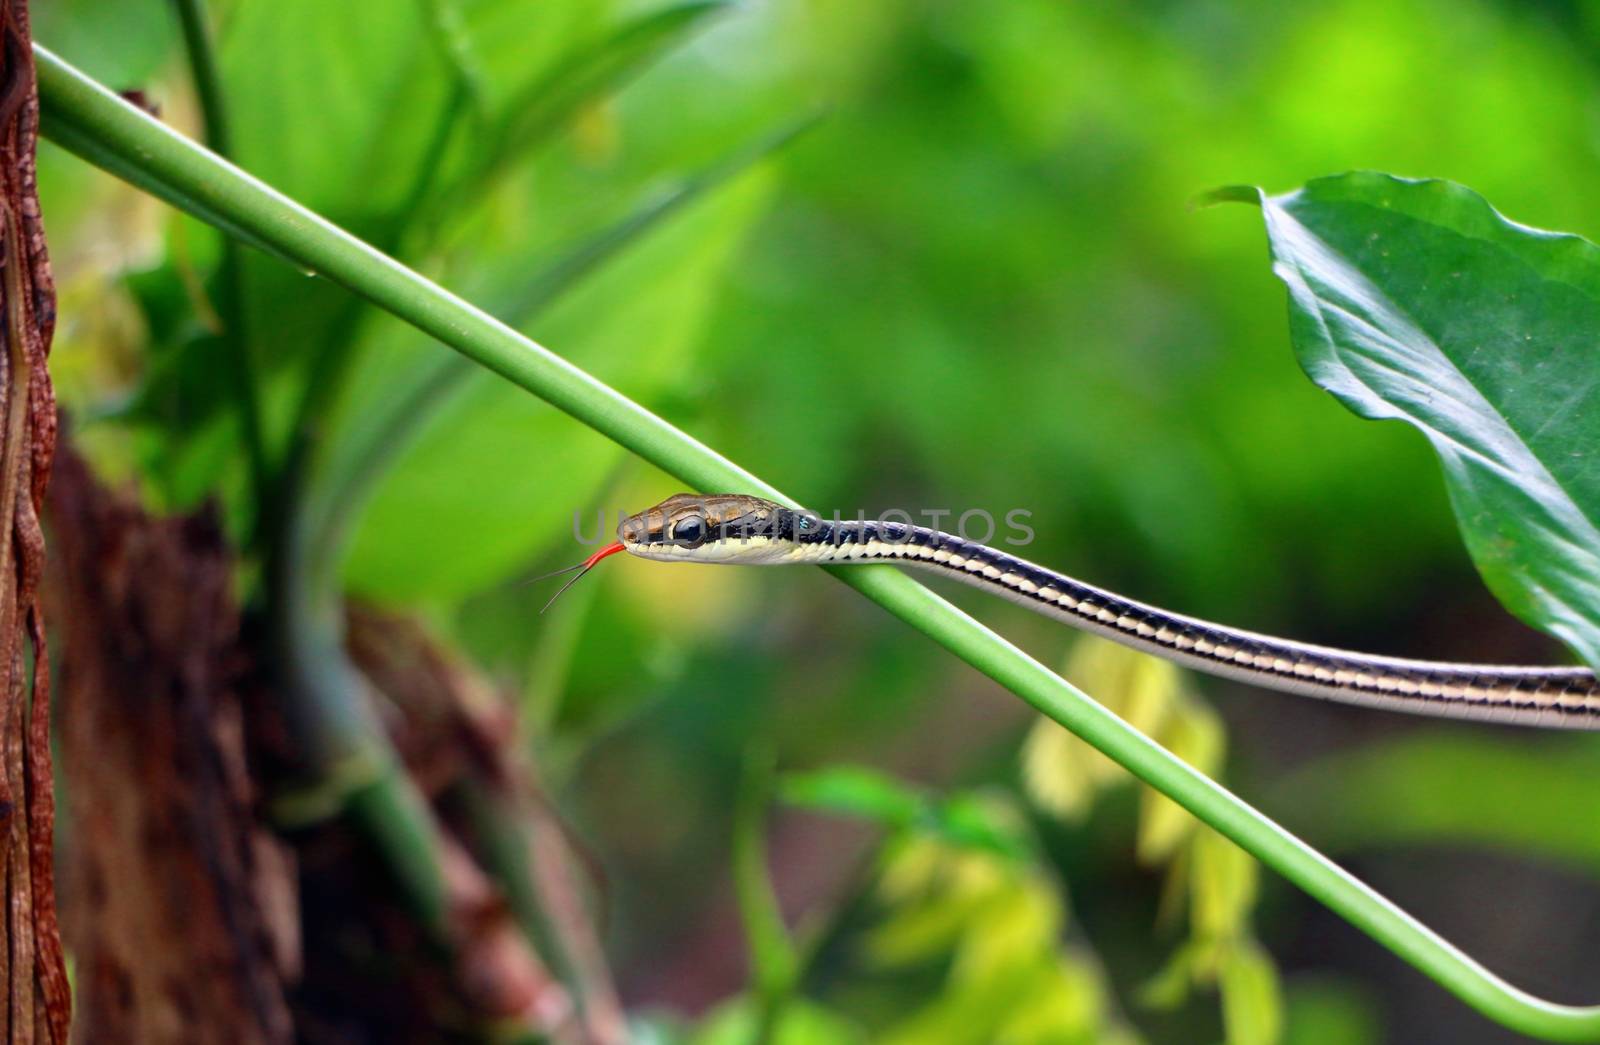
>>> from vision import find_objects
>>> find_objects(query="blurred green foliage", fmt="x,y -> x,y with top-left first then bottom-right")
35,0 -> 1600,1041
1028,640 -> 1279,1045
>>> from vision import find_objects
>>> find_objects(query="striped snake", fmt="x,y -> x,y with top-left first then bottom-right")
554,493 -> 1600,729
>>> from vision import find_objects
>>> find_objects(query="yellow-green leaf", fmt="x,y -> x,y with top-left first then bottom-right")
1137,703 -> 1225,866
1220,939 -> 1284,1045
1192,829 -> 1259,942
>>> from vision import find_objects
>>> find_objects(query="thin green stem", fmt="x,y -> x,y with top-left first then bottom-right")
734,753 -> 799,1042
274,52 -> 466,549
33,45 -> 1600,1042
171,0 -> 232,155
258,358 -> 454,941
253,68 -> 477,923
345,764 -> 453,936
456,783 -> 578,991
164,7 -> 451,939
171,0 -> 270,521
456,779 -> 631,1039
417,0 -> 490,110
255,420 -> 456,945
391,75 -> 466,252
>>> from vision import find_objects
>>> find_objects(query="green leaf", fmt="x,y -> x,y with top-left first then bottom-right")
994,954 -> 1113,1044
932,794 -> 1033,862
780,768 -> 1032,860
1020,716 -> 1095,821
315,117 -> 810,601
219,0 -> 450,215
1191,828 -> 1259,942
437,1 -> 731,214
1024,638 -> 1188,823
693,997 -> 867,1045
877,958 -> 1060,1045
1137,702 -> 1224,866
443,0 -> 596,106
866,843 -> 1006,967
342,166 -> 772,600
779,765 -> 925,828
1139,941 -> 1203,1011
947,877 -> 1062,986
1220,940 -> 1284,1045
732,756 -> 799,1004
1233,172 -> 1600,667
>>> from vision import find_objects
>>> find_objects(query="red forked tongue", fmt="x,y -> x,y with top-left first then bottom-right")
583,541 -> 626,569
539,541 -> 627,614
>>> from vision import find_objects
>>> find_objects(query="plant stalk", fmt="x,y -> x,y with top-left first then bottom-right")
171,0 -> 270,520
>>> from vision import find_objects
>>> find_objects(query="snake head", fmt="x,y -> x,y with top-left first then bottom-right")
618,493 -> 800,562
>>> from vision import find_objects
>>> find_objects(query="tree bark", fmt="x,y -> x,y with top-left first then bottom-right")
46,448 -> 595,1042
0,1 -> 67,1041
47,446 -> 298,1044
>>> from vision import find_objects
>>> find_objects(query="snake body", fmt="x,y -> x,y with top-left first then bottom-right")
613,494 -> 1600,729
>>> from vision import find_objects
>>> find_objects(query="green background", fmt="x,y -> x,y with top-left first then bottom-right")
37,0 -> 1600,1041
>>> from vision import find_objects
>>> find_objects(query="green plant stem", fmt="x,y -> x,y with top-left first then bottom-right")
345,763 -> 453,937
170,0 -> 232,154
164,7 -> 450,938
455,779 -> 630,1040
456,783 -> 577,988
288,49 -> 463,392
734,753 -> 800,1042
418,0 -> 489,111
33,45 -> 1600,1042
263,496 -> 450,939
171,0 -> 270,519
273,49 -> 466,560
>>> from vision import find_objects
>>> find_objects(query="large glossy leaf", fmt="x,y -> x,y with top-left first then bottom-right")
219,1 -> 448,215
1232,173 -> 1600,667
342,168 -> 773,600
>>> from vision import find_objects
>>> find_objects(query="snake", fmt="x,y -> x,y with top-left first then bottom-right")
549,493 -> 1600,730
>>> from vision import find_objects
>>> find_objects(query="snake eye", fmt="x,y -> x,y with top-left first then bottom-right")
671,516 -> 707,548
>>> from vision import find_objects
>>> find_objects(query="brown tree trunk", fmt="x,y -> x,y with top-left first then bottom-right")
0,1 -> 67,1041
47,447 -> 297,1044
46,446 -> 601,1043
